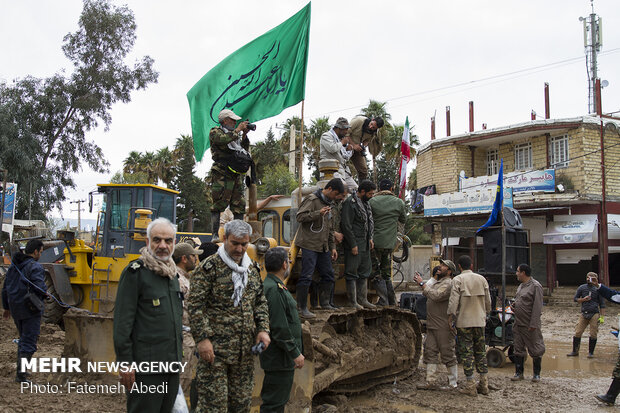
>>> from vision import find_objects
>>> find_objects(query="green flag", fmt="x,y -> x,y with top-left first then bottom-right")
187,3 -> 311,161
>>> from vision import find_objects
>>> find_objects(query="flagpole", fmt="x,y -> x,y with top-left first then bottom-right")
297,100 -> 305,206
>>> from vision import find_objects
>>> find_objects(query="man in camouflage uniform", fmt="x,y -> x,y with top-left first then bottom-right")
368,179 -> 406,306
113,218 -> 183,413
341,179 -> 376,309
209,109 -> 252,241
447,255 -> 491,397
189,220 -> 270,413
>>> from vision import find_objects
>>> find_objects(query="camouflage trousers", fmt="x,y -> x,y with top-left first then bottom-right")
371,248 -> 392,281
194,357 -> 254,413
181,331 -> 198,399
457,327 -> 488,377
613,350 -> 620,379
210,167 -> 245,215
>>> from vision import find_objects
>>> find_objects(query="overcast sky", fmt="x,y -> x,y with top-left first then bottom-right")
2,0 -> 619,222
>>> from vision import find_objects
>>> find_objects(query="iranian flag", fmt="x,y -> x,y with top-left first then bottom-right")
397,117 -> 411,199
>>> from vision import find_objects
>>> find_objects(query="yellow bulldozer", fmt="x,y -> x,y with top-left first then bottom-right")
39,162 -> 421,411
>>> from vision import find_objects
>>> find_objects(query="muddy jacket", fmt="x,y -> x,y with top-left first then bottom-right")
209,127 -> 250,175
188,254 -> 269,364
341,192 -> 374,253
113,260 -> 183,366
368,190 -> 407,250
260,273 -> 302,371
295,190 -> 335,253
1,252 -> 46,320
513,278 -> 544,329
423,276 -> 453,330
447,270 -> 491,328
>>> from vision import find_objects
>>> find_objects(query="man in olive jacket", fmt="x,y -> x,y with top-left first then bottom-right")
295,178 -> 347,318
368,179 -> 406,305
347,115 -> 384,181
113,218 -> 183,413
260,247 -> 304,413
341,179 -> 376,309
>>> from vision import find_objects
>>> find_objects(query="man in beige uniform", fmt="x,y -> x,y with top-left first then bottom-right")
173,242 -> 202,398
414,259 -> 458,389
347,115 -> 384,181
448,255 -> 492,396
511,263 -> 545,383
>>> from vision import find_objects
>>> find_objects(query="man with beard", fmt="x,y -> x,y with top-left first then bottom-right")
259,247 -> 304,412
320,117 -> 357,192
414,259 -> 458,389
173,242 -> 203,402
296,178 -> 347,318
341,179 -> 376,309
113,218 -> 183,413
189,220 -> 270,413
347,115 -> 385,181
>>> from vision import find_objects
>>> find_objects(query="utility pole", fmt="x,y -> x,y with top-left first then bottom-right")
289,124 -> 296,174
70,199 -> 86,231
580,1 -> 603,114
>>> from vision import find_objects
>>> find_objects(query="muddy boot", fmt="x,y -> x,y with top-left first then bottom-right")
210,212 -> 221,242
328,282 -> 340,309
356,279 -> 376,309
233,212 -> 243,221
417,364 -> 438,390
447,364 -> 458,389
310,282 -> 319,310
567,336 -> 580,357
532,357 -> 542,382
511,356 -> 524,381
319,283 -> 336,310
588,337 -> 597,358
372,278 -> 389,306
597,378 -> 620,405
15,352 -> 32,383
386,280 -> 397,306
477,374 -> 489,395
296,285 -> 315,319
458,378 -> 478,397
346,279 -> 362,309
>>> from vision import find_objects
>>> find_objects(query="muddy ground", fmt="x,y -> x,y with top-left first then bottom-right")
1,306 -> 619,412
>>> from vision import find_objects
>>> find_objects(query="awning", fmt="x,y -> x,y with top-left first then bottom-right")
543,220 -> 596,244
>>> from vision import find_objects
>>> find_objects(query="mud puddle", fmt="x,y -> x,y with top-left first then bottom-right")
348,395 -> 435,412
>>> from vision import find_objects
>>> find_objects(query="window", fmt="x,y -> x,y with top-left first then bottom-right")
258,210 -> 279,242
514,143 -> 532,171
487,149 -> 499,175
550,135 -> 569,168
152,190 -> 175,222
282,209 -> 291,245
109,189 -> 132,230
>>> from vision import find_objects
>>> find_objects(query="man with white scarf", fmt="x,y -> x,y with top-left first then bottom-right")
113,218 -> 183,413
320,117 -> 358,192
189,220 -> 270,413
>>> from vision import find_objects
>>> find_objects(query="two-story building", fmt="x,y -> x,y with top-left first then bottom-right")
416,115 -> 620,290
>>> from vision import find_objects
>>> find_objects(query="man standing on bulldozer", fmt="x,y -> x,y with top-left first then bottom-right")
347,115 -> 384,181
368,179 -> 407,306
209,109 -> 253,241
341,179 -> 377,309
113,218 -> 183,412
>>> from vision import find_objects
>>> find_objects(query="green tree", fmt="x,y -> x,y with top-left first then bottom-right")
110,170 -> 149,184
251,127 -> 286,185
259,164 -> 298,198
0,0 -> 158,219
171,135 -> 210,232
307,116 -> 330,181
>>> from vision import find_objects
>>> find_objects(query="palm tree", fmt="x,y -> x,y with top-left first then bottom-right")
123,151 -> 143,174
307,116 -> 330,180
154,147 -> 175,186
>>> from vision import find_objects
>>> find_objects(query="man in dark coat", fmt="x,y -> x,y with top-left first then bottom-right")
2,239 -> 46,383
260,247 -> 304,412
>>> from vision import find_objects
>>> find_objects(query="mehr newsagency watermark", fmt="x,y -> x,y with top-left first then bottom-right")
20,357 -> 187,394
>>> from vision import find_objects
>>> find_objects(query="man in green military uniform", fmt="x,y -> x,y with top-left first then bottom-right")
341,179 -> 376,309
368,179 -> 407,305
189,220 -> 271,413
260,247 -> 304,413
209,109 -> 253,241
113,218 -> 183,413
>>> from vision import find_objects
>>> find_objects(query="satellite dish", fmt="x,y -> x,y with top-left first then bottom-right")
602,80 -> 609,88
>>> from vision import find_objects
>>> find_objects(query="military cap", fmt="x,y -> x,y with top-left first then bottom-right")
334,117 -> 350,129
218,109 -> 241,123
173,242 -> 203,259
440,258 -> 457,274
